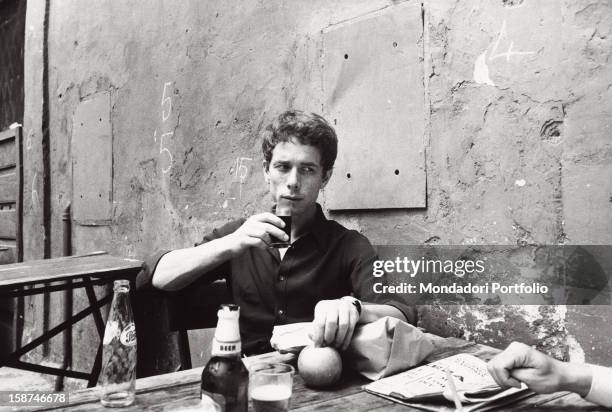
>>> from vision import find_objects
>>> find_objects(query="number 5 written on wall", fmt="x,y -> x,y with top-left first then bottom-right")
235,157 -> 252,183
153,129 -> 174,174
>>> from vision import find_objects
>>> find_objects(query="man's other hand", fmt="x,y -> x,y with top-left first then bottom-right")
310,298 -> 359,350
224,213 -> 289,255
487,341 -> 591,396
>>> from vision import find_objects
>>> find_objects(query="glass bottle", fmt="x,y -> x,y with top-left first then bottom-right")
99,279 -> 137,407
201,304 -> 249,412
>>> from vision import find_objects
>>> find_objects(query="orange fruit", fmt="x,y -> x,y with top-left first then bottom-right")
297,346 -> 342,388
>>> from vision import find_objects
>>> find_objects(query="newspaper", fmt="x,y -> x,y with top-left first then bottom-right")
364,354 -> 534,412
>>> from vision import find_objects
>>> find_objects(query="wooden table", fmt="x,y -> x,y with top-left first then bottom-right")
0,252 -> 143,387
32,334 -> 608,411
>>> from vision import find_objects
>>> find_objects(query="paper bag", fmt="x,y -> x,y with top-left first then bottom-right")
346,316 -> 434,380
270,322 -> 313,353
270,317 -> 434,381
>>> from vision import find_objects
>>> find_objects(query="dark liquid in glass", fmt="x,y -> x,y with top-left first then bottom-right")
270,216 -> 291,248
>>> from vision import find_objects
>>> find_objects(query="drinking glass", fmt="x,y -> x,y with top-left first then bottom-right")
269,202 -> 291,248
249,362 -> 294,412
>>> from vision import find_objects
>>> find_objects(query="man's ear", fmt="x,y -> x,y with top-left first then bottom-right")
263,160 -> 270,183
321,169 -> 333,188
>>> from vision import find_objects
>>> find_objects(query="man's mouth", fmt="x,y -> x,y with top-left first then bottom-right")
281,195 -> 303,201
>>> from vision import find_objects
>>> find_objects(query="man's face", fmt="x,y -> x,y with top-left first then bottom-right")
264,138 -> 332,217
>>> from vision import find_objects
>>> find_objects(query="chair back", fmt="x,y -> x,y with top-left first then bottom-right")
166,279 -> 233,369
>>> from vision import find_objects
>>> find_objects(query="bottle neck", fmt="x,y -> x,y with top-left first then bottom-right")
211,317 -> 241,357
109,288 -> 133,325
112,290 -> 130,308
211,340 -> 241,358
112,281 -> 130,313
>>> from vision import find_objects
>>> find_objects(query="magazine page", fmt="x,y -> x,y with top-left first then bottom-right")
365,354 -> 501,400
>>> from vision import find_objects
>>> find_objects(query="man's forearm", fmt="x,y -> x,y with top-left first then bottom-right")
557,362 -> 612,407
152,236 -> 235,291
583,364 -> 612,407
359,303 -> 410,324
558,362 -> 592,397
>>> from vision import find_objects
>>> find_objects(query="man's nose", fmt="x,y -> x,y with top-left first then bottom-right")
286,167 -> 300,191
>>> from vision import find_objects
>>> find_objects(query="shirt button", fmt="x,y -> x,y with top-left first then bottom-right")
278,309 -> 284,315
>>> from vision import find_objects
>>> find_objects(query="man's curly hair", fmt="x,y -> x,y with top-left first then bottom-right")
261,110 -> 338,174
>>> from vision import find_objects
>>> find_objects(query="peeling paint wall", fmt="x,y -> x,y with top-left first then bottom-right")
21,0 -> 612,384
412,0 -> 612,364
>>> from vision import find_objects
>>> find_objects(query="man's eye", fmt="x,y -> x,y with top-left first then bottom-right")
301,167 -> 314,173
276,164 -> 290,171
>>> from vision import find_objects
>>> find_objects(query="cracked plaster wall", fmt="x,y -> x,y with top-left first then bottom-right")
416,0 -> 612,366
21,0 -> 612,382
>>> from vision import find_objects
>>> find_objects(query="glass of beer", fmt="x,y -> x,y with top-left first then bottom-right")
249,362 -> 294,412
269,201 -> 291,248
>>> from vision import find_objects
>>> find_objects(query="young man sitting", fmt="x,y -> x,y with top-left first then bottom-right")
139,110 -> 415,355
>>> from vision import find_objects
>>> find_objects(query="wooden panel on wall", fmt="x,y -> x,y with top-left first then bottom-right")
322,2 -> 426,210
0,241 -> 16,264
72,92 -> 112,224
0,139 -> 16,170
0,126 -> 22,262
0,209 -> 17,239
0,170 -> 16,203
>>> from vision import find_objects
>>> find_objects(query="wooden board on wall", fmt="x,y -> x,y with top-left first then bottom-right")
0,241 -> 16,265
322,2 -> 426,210
72,92 -> 113,224
0,209 -> 17,239
0,140 -> 16,169
0,126 -> 22,262
0,171 -> 16,204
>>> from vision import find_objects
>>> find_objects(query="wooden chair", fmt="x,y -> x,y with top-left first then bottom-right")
0,125 -> 23,354
166,279 -> 233,369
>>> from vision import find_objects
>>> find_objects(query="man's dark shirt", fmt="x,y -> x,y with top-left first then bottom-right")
138,204 -> 413,354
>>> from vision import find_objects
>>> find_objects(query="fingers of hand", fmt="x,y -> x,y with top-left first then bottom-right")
488,342 -> 533,387
323,305 -> 339,346
242,221 -> 287,245
487,361 -> 508,387
239,225 -> 269,248
341,305 -> 358,350
510,360 -> 564,393
255,213 -> 288,230
313,300 -> 358,349
256,221 -> 289,243
510,369 -> 535,389
506,376 -> 521,389
488,353 -> 518,388
312,303 -> 328,347
334,302 -> 350,348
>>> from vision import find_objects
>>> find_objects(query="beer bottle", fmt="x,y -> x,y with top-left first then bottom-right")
99,279 -> 137,407
201,304 -> 249,412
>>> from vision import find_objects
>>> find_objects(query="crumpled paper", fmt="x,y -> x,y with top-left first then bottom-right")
270,317 -> 434,380
270,322 -> 313,353
346,316 -> 434,380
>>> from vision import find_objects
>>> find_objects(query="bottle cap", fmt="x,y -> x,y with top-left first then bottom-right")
113,279 -> 130,291
217,304 -> 239,318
